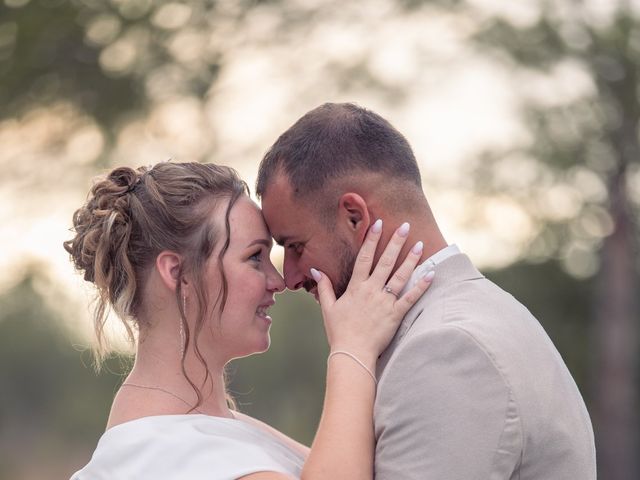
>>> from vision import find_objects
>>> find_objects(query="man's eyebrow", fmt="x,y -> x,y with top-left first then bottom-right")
247,238 -> 273,248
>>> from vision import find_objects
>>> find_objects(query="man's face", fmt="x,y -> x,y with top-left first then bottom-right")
261,174 -> 358,299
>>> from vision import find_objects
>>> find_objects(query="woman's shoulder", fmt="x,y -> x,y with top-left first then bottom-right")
233,412 -> 310,458
71,415 -> 304,480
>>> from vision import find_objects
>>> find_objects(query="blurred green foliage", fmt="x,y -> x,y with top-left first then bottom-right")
0,0 -> 141,129
0,273 -> 125,478
465,3 -> 640,266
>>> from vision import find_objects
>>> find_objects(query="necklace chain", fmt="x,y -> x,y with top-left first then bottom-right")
121,383 -> 204,414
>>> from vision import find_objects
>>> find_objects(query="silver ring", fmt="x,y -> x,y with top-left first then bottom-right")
383,285 -> 399,298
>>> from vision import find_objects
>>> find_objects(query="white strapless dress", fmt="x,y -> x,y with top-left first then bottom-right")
71,414 -> 305,479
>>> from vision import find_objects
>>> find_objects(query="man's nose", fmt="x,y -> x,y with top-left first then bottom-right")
283,252 -> 305,290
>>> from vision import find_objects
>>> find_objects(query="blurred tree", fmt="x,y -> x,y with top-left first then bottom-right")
1,0 -> 140,133
426,1 -> 640,478
0,270 -> 128,479
0,0 -> 239,148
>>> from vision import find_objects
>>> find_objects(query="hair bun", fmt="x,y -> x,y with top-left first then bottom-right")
108,166 -> 143,193
64,166 -> 142,283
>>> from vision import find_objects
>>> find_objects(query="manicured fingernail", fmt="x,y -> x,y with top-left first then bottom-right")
412,241 -> 424,255
310,268 -> 322,282
398,222 -> 410,237
423,271 -> 435,281
371,219 -> 382,233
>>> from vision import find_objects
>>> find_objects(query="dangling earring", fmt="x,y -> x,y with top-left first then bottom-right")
180,291 -> 187,357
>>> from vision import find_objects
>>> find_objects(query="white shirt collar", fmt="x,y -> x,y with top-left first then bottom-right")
399,244 -> 461,296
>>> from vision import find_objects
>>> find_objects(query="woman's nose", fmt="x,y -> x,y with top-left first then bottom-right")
268,267 -> 285,293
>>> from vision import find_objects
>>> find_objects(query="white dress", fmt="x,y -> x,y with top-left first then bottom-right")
71,414 -> 305,479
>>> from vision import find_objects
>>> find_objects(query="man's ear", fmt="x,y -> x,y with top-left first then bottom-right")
337,193 -> 371,242
156,251 -> 183,292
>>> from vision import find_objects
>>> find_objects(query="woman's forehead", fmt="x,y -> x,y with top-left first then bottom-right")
228,197 -> 270,241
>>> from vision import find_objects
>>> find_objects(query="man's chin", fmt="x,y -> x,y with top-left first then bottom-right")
309,287 -> 320,303
334,283 -> 349,299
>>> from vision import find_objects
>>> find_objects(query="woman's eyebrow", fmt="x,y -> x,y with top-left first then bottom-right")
246,238 -> 272,248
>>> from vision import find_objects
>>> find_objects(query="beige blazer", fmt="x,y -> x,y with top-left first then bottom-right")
374,253 -> 596,479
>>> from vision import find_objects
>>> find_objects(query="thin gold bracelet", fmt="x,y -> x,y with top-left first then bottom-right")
328,350 -> 377,385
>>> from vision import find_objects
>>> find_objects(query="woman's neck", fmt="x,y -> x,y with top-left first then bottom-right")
123,320 -> 232,418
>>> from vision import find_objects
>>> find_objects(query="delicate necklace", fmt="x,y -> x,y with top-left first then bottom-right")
121,382 -> 204,414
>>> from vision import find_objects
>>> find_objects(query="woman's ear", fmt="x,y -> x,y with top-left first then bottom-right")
156,251 -> 183,292
337,193 -> 371,243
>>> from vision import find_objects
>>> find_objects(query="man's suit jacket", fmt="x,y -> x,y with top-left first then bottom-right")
374,253 -> 596,479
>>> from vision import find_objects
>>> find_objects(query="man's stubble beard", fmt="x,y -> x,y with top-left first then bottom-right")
333,238 -> 359,299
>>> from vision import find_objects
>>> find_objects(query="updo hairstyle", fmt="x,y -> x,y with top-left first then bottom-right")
64,162 -> 248,389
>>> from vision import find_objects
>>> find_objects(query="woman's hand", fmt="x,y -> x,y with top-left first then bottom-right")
311,219 -> 434,368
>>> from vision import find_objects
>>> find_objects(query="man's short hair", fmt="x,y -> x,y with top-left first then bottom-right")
256,103 -> 422,199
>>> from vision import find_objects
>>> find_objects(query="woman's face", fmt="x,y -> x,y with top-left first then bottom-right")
202,196 -> 285,361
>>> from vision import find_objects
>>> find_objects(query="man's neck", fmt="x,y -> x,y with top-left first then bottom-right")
379,217 -> 447,274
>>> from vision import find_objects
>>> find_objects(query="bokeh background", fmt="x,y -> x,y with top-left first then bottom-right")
1,0 -> 638,478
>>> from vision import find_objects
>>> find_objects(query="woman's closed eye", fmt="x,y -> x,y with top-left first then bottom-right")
248,249 -> 263,262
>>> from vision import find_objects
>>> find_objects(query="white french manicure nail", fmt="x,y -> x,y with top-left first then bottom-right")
423,271 -> 435,281
398,222 -> 410,237
310,268 -> 322,282
371,219 -> 382,233
412,241 -> 424,255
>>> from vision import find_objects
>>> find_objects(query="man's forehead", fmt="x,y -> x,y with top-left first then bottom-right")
262,188 -> 293,221
266,213 -> 310,245
263,171 -> 295,197
263,206 -> 314,247
261,174 -> 300,217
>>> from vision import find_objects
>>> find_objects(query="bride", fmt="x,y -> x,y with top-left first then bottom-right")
65,162 -> 433,479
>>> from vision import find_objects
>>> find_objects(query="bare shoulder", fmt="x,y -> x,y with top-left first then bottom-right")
234,411 -> 310,457
238,472 -> 296,480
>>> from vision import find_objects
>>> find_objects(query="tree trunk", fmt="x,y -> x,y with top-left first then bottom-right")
593,134 -> 639,479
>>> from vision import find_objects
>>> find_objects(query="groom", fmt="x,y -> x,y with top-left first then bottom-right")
257,103 -> 596,479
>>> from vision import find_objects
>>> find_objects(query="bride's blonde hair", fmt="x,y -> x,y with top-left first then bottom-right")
64,162 -> 248,409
